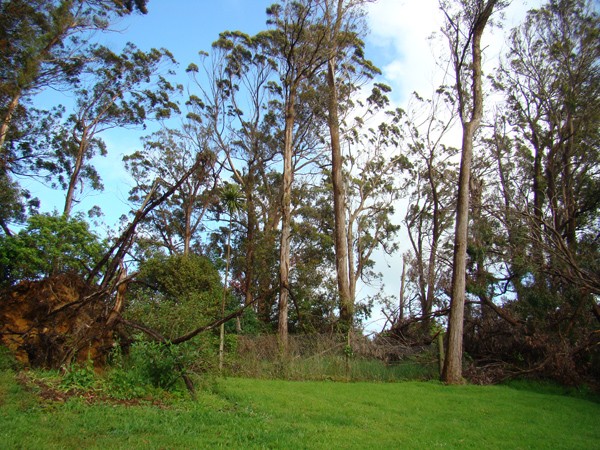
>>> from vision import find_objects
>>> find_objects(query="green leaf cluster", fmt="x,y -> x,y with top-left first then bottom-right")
125,253 -> 222,340
0,212 -> 105,286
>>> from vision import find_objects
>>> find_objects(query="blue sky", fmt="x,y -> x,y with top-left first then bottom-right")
104,1 -> 275,66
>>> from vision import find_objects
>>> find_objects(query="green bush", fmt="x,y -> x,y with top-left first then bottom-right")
0,213 -> 105,286
122,253 -> 225,384
102,367 -> 158,400
60,359 -> 96,390
125,253 -> 222,339
107,338 -> 217,395
128,341 -> 184,390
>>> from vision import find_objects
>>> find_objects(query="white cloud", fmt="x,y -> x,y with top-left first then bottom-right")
367,0 -> 444,104
361,0 -> 545,332
366,0 -> 544,104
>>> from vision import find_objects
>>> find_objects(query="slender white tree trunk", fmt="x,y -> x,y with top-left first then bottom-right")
278,85 -> 296,353
442,0 -> 498,384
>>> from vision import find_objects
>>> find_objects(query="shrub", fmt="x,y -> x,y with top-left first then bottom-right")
0,213 -> 105,286
128,341 -> 184,390
125,253 -> 222,339
60,359 -> 96,390
106,338 -> 217,395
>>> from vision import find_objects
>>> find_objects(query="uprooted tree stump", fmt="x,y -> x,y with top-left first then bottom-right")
0,165 -> 232,393
0,273 -> 116,369
1,269 -> 256,397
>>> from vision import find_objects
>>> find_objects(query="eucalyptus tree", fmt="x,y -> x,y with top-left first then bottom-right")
51,43 -> 180,217
440,0 -> 506,384
464,145 -> 516,325
318,0 -> 382,332
498,0 -> 600,298
343,109 -> 408,315
475,115 -> 532,307
0,0 -> 149,229
0,0 -> 148,156
402,92 -> 459,330
263,0 -> 331,349
124,123 -> 222,256
465,0 -> 600,382
187,31 -> 283,322
260,0 -> 386,334
188,0 -> 389,340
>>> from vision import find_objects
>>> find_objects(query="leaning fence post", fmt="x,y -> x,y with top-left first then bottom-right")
438,332 -> 445,377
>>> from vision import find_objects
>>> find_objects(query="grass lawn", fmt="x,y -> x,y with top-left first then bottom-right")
1,370 -> 598,449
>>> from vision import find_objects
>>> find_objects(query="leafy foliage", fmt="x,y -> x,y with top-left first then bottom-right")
124,125 -> 220,255
126,253 -> 222,339
0,213 -> 105,286
0,0 -> 150,168
60,359 -> 97,391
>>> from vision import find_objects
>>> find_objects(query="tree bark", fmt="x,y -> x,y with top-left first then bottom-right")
425,157 -> 442,324
442,0 -> 497,385
399,258 -> 406,322
278,84 -> 297,353
183,200 -> 192,256
244,183 -> 256,306
530,128 -> 548,284
327,55 -> 353,330
63,127 -> 89,217
443,122 -> 475,383
219,214 -> 233,372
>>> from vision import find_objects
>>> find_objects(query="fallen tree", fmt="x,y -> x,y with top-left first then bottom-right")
0,158 -> 247,396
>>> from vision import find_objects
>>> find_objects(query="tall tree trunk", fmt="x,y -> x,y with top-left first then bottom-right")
443,122 -> 476,383
327,56 -> 353,331
183,201 -> 192,256
408,213 -> 429,321
425,158 -> 442,324
424,238 -> 439,329
563,114 -> 577,250
278,85 -> 297,353
347,221 -> 357,306
244,184 -> 256,306
399,258 -> 406,322
442,0 -> 497,385
325,0 -> 353,332
531,129 -> 547,282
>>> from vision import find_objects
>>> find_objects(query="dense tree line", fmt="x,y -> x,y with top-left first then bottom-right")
0,0 -> 598,387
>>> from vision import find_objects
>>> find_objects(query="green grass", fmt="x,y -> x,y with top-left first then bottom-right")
1,370 -> 599,449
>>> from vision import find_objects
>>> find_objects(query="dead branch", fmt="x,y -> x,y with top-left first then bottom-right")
89,156 -> 206,288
